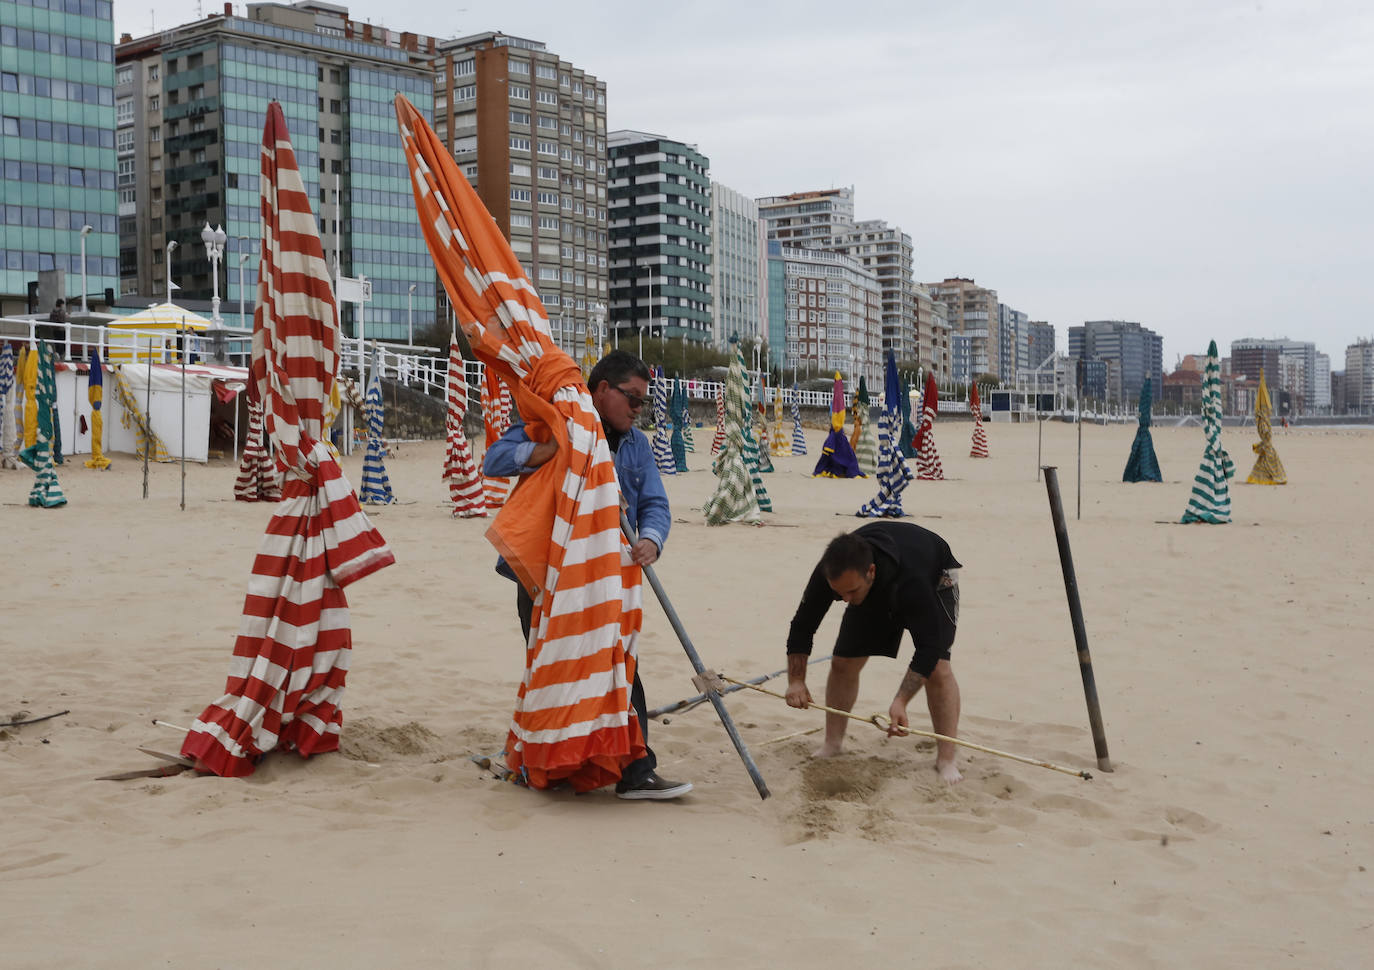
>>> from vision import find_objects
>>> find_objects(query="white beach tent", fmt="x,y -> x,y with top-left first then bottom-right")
105,303 -> 215,363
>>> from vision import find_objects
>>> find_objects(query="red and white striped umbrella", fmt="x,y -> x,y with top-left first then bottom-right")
914,372 -> 945,480
233,395 -> 281,501
395,93 -> 646,791
480,365 -> 515,508
443,334 -> 486,517
180,102 -> 395,776
969,382 -> 989,458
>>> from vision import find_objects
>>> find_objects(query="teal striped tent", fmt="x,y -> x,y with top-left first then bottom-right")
1181,341 -> 1235,523
22,342 -> 66,508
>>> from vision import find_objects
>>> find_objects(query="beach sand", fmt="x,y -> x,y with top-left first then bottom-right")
2,419 -> 1370,968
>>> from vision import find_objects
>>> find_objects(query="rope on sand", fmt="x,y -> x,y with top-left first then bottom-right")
716,674 -> 1093,781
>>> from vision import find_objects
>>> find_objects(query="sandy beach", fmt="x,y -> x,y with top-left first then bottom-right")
2,418 -> 1370,968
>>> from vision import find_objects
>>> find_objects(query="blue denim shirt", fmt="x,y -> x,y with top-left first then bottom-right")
484,417 -> 671,578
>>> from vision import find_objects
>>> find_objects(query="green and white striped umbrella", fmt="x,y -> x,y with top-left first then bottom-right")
704,344 -> 769,524
1181,340 -> 1235,524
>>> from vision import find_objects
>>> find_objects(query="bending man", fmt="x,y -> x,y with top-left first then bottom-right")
785,522 -> 964,783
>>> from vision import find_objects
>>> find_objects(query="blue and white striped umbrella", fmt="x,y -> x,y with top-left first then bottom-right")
0,342 -> 14,468
651,365 -> 675,475
789,382 -> 807,456
856,351 -> 913,517
359,350 -> 396,505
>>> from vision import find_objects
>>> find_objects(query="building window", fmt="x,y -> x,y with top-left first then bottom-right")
510,212 -> 532,228
116,98 -> 133,124
454,84 -> 475,101
148,65 -> 159,81
511,188 -> 531,202
509,110 -> 530,126
536,90 -> 557,106
509,136 -> 530,152
508,58 -> 529,76
116,65 -> 132,85
454,59 -> 475,77
508,84 -> 528,100
148,95 -> 159,112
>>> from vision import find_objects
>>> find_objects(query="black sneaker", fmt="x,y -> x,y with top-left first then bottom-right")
614,771 -> 693,800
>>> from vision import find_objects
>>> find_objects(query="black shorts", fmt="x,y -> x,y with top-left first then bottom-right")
833,574 -> 959,679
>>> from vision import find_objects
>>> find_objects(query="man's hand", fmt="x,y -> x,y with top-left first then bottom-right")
886,698 -> 910,737
785,680 -> 813,709
630,538 -> 659,566
526,439 -> 559,468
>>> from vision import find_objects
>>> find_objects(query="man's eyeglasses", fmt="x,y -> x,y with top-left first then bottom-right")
612,385 -> 647,410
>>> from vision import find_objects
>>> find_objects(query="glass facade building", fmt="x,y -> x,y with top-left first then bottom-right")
0,0 -> 118,312
116,8 -> 434,339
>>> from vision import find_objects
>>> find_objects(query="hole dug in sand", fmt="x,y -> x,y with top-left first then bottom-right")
338,718 -> 441,763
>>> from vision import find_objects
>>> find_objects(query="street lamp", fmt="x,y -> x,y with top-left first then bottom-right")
407,283 -> 417,345
165,239 -> 177,304
200,223 -> 226,325
78,224 -> 93,313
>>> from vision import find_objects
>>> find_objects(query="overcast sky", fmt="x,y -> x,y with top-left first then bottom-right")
122,0 -> 1373,366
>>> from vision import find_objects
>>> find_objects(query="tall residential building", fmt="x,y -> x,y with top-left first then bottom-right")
757,186 -> 853,249
431,30 -> 607,353
708,180 -> 763,350
1067,319 -> 1163,406
768,240 -> 881,382
927,277 -> 999,382
1344,338 -> 1374,413
1026,320 -> 1056,371
115,3 -> 436,339
606,130 -> 710,345
834,219 -> 915,363
1,0 -> 118,314
914,283 -> 949,381
1231,337 -> 1319,414
997,303 -> 1027,382
1313,352 -> 1331,412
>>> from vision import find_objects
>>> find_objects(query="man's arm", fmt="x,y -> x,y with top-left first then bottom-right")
482,417 -> 557,477
784,565 -> 835,708
629,434 -> 671,564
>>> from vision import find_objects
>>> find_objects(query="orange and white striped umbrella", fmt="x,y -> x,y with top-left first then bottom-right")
394,94 -> 645,791
181,102 -> 395,776
444,334 -> 486,516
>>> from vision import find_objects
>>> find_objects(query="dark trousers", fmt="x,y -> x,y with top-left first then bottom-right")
517,583 -> 657,785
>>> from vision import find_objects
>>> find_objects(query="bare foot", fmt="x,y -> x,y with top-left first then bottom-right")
811,742 -> 844,758
936,760 -> 963,784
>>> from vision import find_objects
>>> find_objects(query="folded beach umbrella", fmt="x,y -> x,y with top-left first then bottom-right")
19,343 -> 36,450
669,375 -> 688,473
233,396 -> 282,501
1181,339 -> 1236,524
1245,368 -> 1286,486
857,351 -> 914,517
180,102 -> 395,777
813,371 -> 862,478
898,375 -> 917,458
704,344 -> 766,524
0,342 -> 15,469
789,382 -> 807,456
480,366 -> 515,508
651,365 -> 675,475
771,389 -> 790,457
751,380 -> 774,473
109,367 -> 170,462
443,335 -> 487,517
914,371 -> 945,480
969,383 -> 989,458
21,341 -> 65,507
675,378 -> 695,453
395,94 -> 649,791
849,376 -> 868,451
359,347 -> 396,504
854,385 -> 880,475
82,347 -> 111,470
1122,379 -> 1162,483
711,384 -> 726,455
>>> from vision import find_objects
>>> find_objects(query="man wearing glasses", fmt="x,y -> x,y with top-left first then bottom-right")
484,349 -> 688,799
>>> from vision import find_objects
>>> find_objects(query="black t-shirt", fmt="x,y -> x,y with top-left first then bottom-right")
786,522 -> 962,673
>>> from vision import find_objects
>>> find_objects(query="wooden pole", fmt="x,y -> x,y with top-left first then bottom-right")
622,512 -> 770,800
1040,466 -> 1113,771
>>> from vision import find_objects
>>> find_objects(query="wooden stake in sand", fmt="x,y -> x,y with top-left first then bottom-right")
711,671 -> 1093,781
1041,465 -> 1114,773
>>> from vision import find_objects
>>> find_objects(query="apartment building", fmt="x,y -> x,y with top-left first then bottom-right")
1345,338 -> 1374,413
757,186 -> 853,250
997,302 -> 1027,382
768,240 -> 881,382
1231,337 -> 1321,414
927,277 -> 1000,382
833,219 -> 915,363
1,0 -> 118,314
708,180 -> 763,350
115,2 -> 436,338
1026,320 -> 1055,372
606,130 -> 711,345
1067,319 -> 1163,407
914,283 -> 949,381
432,30 -> 607,353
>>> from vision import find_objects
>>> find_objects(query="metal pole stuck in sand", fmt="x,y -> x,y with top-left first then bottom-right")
1041,465 -> 1113,772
